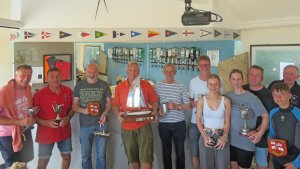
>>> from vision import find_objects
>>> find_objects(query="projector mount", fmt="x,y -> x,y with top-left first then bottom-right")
182,0 -> 223,25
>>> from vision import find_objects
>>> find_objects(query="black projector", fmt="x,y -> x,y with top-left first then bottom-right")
181,11 -> 211,26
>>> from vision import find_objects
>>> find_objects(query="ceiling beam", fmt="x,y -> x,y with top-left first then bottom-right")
0,18 -> 23,29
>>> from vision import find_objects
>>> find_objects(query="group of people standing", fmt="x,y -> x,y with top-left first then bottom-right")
0,63 -> 112,169
0,55 -> 299,169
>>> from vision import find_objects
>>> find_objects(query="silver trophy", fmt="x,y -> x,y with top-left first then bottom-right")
23,107 -> 40,132
26,107 -> 40,116
203,128 -> 223,146
94,123 -> 110,137
239,108 -> 250,136
161,103 -> 168,114
52,103 -> 64,126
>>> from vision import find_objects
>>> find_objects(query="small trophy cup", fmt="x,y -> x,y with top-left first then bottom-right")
23,107 -> 40,133
94,123 -> 110,137
204,128 -> 223,146
52,103 -> 64,126
240,108 -> 250,136
161,103 -> 168,115
27,107 -> 40,116
204,128 -> 216,146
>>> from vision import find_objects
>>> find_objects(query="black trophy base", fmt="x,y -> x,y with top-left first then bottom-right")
55,119 -> 62,126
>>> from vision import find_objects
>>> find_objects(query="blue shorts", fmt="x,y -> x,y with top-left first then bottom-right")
255,147 -> 269,167
188,123 -> 201,157
38,138 -> 72,159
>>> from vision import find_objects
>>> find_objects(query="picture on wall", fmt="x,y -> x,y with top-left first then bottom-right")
43,54 -> 72,82
250,44 -> 300,86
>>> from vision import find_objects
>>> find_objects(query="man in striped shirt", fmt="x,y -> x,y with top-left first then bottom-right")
155,63 -> 190,169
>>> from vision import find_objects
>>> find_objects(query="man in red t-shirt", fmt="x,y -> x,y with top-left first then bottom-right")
33,68 -> 74,169
113,61 -> 158,169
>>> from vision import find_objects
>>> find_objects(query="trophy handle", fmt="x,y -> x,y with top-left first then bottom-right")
35,107 -> 40,114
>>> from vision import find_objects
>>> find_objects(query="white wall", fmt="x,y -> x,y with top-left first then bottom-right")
235,25 -> 300,55
0,29 -> 14,86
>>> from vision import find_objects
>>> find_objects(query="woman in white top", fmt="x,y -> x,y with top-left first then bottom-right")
196,74 -> 231,169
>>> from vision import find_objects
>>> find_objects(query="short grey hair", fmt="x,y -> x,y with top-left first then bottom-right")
163,63 -> 177,73
126,61 -> 140,72
284,65 -> 299,73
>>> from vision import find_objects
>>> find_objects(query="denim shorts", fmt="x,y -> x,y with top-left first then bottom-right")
188,123 -> 201,157
38,138 -> 72,159
255,147 -> 269,167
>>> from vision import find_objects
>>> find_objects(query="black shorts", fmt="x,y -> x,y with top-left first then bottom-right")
15,130 -> 34,163
230,145 -> 255,168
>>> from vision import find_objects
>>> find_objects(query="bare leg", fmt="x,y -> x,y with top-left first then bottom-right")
131,162 -> 140,169
141,162 -> 152,169
192,156 -> 200,169
61,153 -> 71,169
37,158 -> 50,169
257,166 -> 268,169
230,161 -> 239,169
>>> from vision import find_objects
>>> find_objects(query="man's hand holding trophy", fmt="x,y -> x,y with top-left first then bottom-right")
52,103 -> 64,126
22,107 -> 39,132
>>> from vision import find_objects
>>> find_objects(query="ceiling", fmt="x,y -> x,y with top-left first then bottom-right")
1,0 -> 300,30
220,0 -> 300,29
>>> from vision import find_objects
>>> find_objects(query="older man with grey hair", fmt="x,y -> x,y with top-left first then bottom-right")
268,64 -> 300,107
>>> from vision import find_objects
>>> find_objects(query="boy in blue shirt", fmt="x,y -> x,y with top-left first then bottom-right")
270,82 -> 300,169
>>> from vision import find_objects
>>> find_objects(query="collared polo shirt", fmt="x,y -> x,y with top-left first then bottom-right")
33,85 -> 72,144
114,79 -> 158,130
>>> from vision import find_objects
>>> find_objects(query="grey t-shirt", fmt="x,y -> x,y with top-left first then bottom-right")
225,91 -> 267,151
73,79 -> 112,127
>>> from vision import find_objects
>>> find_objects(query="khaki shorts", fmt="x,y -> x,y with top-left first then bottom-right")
121,124 -> 154,163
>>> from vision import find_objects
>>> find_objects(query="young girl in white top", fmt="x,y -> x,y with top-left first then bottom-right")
196,74 -> 231,169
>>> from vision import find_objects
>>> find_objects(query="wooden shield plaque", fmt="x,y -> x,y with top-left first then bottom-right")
88,102 -> 100,116
268,138 -> 288,157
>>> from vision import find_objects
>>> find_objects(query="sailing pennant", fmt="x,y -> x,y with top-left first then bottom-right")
113,31 -> 125,38
131,31 -> 141,37
79,32 -> 90,38
233,32 -> 240,39
41,31 -> 51,39
24,31 -> 35,39
59,31 -> 72,39
148,30 -> 160,38
214,30 -> 221,37
165,30 -> 177,37
199,29 -> 212,37
182,30 -> 194,36
95,31 -> 107,38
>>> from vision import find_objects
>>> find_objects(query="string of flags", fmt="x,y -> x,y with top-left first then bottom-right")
10,28 -> 240,42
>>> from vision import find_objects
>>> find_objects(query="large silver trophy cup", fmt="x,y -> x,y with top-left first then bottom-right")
203,128 -> 224,146
239,108 -> 250,136
52,104 -> 64,126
